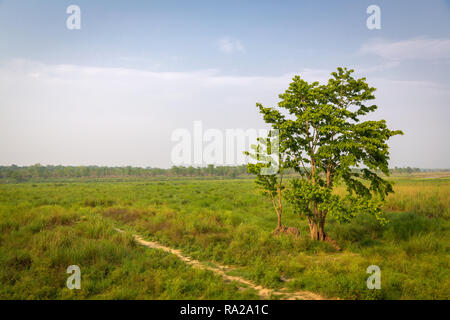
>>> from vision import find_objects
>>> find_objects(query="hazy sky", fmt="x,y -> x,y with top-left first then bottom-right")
1,0 -> 449,168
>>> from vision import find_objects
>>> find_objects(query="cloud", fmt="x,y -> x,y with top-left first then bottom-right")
359,37 -> 450,61
0,59 -> 448,168
355,61 -> 401,74
0,59 -> 290,167
217,36 -> 245,54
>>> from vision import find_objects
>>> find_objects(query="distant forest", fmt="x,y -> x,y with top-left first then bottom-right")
0,164 -> 249,181
0,164 -> 445,182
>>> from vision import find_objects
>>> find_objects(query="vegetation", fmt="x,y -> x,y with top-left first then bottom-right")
0,199 -> 259,299
0,173 -> 448,299
0,164 -> 250,181
247,68 -> 403,245
2,164 -> 447,183
245,131 -> 291,234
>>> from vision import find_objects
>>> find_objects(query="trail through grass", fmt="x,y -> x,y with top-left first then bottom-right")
115,227 -> 327,300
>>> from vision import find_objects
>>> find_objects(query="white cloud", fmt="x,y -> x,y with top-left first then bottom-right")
217,36 -> 245,54
359,37 -> 450,61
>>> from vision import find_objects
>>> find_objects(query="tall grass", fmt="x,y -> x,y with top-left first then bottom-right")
0,203 -> 258,299
384,179 -> 449,218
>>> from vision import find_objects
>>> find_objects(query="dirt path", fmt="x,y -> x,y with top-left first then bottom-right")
115,228 -> 328,300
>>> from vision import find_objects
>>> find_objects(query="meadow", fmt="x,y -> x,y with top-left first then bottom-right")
0,173 -> 448,299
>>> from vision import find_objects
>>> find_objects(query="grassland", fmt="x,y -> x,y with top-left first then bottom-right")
0,173 -> 448,299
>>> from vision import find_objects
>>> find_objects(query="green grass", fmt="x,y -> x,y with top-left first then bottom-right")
0,176 -> 448,299
0,203 -> 259,299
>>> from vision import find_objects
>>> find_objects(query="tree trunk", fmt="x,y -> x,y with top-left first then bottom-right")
308,218 -> 319,240
277,186 -> 283,229
308,220 -> 325,241
308,218 -> 342,251
318,218 -> 326,240
308,203 -> 325,240
277,210 -> 282,229
308,216 -> 341,250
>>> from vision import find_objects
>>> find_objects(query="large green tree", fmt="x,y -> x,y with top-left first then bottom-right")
253,67 -> 403,244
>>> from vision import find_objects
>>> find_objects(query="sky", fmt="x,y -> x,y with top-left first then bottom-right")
0,0 -> 449,168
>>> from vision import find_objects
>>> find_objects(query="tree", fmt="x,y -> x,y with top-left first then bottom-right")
245,130 -> 300,236
245,130 -> 287,232
254,67 -> 403,245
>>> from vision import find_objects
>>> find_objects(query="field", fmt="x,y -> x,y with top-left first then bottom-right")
0,173 -> 449,300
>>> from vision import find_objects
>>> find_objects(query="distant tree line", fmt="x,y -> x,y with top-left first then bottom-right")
0,164 -> 251,181
390,167 -> 421,174
0,164 -> 446,182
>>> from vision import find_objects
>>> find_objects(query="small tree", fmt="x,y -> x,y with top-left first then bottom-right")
245,130 -> 288,232
256,67 -> 403,245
